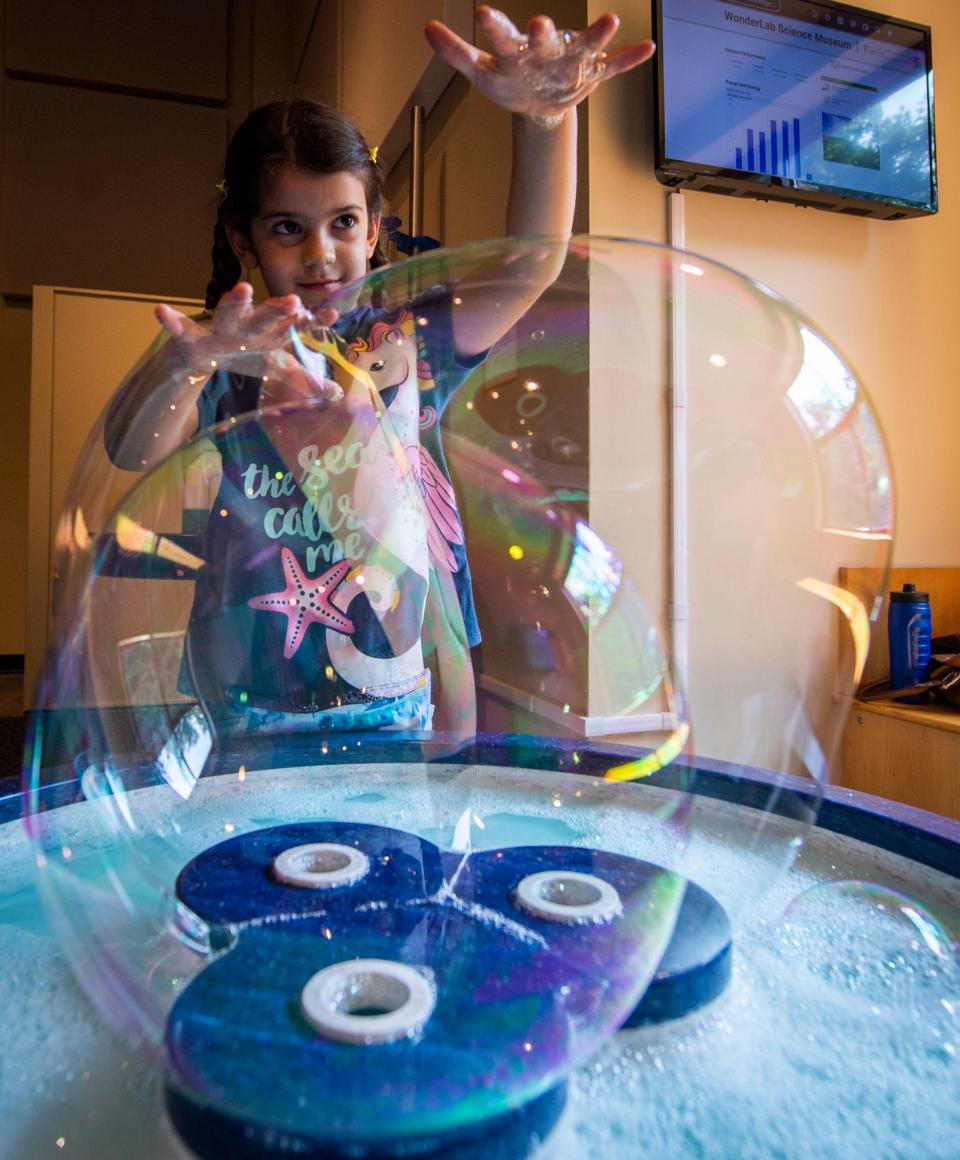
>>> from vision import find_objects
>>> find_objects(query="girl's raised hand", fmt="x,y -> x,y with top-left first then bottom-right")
155,282 -> 323,371
156,283 -> 343,404
424,7 -> 654,124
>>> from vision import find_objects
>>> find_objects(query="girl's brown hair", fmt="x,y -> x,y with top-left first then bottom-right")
206,100 -> 386,309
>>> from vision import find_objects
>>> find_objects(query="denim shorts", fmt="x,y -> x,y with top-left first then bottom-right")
210,672 -> 434,738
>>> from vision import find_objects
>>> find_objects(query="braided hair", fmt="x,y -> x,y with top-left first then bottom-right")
206,100 -> 387,310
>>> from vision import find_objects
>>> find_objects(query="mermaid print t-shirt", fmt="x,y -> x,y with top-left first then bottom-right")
181,295 -> 481,712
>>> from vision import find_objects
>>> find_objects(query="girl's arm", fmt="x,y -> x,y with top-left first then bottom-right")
506,110 -> 577,240
425,8 -> 655,358
105,284 -> 321,470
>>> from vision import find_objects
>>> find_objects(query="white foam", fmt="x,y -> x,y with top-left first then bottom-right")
9,761 -> 959,1158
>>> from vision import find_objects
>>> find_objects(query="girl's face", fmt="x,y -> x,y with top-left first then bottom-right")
227,165 -> 380,309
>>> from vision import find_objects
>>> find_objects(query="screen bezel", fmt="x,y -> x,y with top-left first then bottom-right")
652,0 -> 938,219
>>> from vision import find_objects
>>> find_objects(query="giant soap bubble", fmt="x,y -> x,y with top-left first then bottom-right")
26,237 -> 891,1159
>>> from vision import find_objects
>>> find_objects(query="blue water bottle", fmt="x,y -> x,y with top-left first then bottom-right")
888,583 -> 932,704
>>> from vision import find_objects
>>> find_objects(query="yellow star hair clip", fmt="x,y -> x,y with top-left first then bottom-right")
368,146 -> 379,164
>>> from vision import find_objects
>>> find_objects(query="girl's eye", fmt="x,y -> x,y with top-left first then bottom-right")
274,219 -> 301,236
335,213 -> 359,231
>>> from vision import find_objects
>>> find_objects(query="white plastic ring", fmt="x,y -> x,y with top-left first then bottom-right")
514,870 -> 622,925
301,959 -> 436,1044
272,842 -> 369,889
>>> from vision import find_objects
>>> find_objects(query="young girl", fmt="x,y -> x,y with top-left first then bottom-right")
106,8 -> 655,737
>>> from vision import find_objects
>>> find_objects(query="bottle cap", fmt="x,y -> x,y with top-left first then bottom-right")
890,583 -> 929,603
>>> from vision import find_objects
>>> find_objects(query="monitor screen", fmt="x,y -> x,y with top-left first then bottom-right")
653,0 -> 937,218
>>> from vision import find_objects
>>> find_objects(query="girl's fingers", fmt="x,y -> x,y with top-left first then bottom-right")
475,6 -> 524,55
525,15 -> 560,54
155,303 -> 187,338
159,283 -> 329,376
424,19 -> 490,82
222,280 -> 255,300
312,307 -> 340,328
261,293 -> 303,313
429,9 -> 655,117
576,12 -> 621,54
215,282 -> 256,314
254,295 -> 308,332
252,299 -> 308,342
210,284 -> 255,335
208,293 -> 302,349
602,40 -> 657,78
317,376 -> 345,401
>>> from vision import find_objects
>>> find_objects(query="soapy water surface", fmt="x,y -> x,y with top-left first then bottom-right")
3,778 -> 957,1159
27,762 -> 694,1142
551,852 -> 959,1160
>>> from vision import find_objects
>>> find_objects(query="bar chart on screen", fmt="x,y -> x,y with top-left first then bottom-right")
733,116 -> 803,178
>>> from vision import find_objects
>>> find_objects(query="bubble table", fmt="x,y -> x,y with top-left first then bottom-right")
17,232 -> 945,1157
4,735 -> 957,1160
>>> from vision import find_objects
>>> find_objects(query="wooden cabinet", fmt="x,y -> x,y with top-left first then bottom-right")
842,699 -> 960,819
26,286 -> 203,709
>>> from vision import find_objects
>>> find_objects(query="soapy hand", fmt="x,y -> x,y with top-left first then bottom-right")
156,282 -> 341,391
424,7 -> 655,125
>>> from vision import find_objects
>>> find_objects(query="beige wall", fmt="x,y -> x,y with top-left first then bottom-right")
588,0 -> 959,569
340,1 -> 953,765
26,288 -> 204,705
385,2 -> 590,254
585,0 -> 954,769
341,1 -> 442,143
0,0 -> 313,656
8,0 -> 958,699
0,298 -> 31,655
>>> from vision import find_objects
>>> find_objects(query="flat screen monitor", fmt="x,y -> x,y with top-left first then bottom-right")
653,0 -> 937,218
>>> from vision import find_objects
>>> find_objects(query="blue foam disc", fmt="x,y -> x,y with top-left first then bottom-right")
622,875 -> 732,1026
449,845 -> 732,1027
176,820 -> 445,924
166,822 -> 731,1158
165,906 -> 570,1156
165,1075 -> 567,1160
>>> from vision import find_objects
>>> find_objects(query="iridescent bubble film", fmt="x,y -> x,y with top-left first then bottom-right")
26,237 -> 892,1156
513,28 -> 608,102
779,880 -> 959,1017
751,880 -> 960,1094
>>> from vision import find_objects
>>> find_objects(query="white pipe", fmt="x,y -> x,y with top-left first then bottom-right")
667,191 -> 690,700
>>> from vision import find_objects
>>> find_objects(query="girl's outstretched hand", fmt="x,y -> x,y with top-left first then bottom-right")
424,7 -> 654,123
156,282 -> 338,371
155,282 -> 343,402
106,286 -> 342,469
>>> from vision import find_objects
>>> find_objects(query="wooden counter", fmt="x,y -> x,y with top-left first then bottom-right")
842,697 -> 960,820
838,565 -> 960,821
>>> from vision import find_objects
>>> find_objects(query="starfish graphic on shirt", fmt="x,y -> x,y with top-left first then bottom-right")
248,548 -> 355,659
